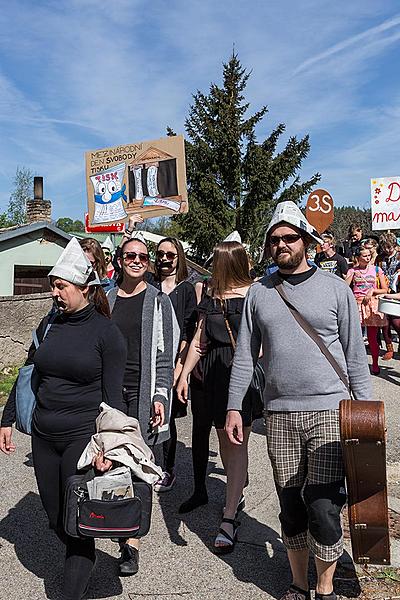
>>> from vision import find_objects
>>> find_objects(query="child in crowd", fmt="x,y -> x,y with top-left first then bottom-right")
346,247 -> 388,374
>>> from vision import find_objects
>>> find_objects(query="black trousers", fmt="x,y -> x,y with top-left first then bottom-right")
32,434 -> 96,600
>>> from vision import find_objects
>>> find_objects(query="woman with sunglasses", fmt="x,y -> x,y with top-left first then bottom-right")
151,237 -> 197,493
177,241 -> 257,554
106,236 -> 176,576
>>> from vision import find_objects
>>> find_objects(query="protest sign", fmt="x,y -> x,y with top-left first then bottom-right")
371,177 -> 400,231
305,189 -> 334,233
85,135 -> 188,225
84,213 -> 125,233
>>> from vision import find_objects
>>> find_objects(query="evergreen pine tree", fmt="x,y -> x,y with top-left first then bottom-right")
175,52 -> 320,259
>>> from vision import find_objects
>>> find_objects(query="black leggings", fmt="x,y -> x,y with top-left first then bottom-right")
32,434 -> 95,600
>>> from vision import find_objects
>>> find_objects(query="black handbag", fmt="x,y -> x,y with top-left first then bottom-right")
221,300 -> 265,419
64,469 -> 152,539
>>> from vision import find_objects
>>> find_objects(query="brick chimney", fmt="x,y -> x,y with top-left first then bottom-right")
26,177 -> 52,223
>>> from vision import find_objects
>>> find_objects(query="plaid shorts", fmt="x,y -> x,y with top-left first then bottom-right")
266,410 -> 346,562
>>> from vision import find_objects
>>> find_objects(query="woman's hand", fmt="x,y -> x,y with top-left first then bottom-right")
127,213 -> 144,230
0,427 -> 16,455
151,401 -> 165,428
176,376 -> 189,404
92,451 -> 112,473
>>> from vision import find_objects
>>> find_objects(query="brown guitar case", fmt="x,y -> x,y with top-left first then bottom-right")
274,282 -> 391,565
339,399 -> 390,564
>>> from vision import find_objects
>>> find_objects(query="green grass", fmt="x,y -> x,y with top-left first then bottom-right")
0,367 -> 19,406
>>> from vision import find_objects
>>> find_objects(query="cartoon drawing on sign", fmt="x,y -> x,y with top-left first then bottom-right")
127,146 -> 181,213
91,163 -> 127,224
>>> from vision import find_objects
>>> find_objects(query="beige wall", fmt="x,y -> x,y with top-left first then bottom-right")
0,293 -> 53,370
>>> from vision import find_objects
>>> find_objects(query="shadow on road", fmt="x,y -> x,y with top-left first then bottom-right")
0,492 -> 123,599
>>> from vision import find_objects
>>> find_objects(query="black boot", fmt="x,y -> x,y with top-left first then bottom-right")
119,543 -> 139,576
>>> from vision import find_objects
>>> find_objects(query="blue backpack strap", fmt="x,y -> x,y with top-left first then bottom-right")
32,310 -> 57,349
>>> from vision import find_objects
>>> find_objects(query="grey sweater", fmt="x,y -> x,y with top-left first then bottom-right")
228,269 -> 372,412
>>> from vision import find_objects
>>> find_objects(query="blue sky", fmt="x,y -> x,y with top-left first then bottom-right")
0,0 -> 399,221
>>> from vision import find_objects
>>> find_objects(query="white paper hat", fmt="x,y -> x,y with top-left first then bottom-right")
223,230 -> 242,243
260,201 -> 323,261
48,237 -> 101,286
129,230 -> 147,245
101,235 -> 114,253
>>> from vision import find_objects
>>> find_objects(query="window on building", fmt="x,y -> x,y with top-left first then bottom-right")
13,266 -> 52,295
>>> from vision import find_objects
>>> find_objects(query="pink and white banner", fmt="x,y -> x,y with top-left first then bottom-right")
371,177 -> 400,230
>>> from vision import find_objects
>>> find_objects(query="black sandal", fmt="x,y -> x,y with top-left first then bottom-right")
213,517 -> 240,555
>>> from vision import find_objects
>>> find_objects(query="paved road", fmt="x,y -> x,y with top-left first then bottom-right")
0,356 -> 399,600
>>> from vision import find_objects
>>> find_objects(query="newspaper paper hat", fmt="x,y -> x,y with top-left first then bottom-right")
101,235 -> 114,253
261,201 -> 323,261
48,237 -> 101,286
223,230 -> 242,244
129,230 -> 147,245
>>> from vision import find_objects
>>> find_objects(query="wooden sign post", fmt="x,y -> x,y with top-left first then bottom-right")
306,189 -> 334,234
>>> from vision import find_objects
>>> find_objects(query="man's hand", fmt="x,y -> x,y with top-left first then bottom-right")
151,401 -> 165,428
92,451 -> 113,473
0,427 -> 16,455
225,410 -> 244,445
176,377 -> 189,404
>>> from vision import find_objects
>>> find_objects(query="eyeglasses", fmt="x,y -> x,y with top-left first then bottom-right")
269,234 -> 302,245
122,251 -> 149,263
103,250 -> 111,257
156,250 -> 178,260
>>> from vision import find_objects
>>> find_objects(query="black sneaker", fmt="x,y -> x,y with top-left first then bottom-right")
315,593 -> 337,600
119,544 -> 139,576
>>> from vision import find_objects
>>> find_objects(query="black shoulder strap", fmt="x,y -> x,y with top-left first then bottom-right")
274,281 -> 351,394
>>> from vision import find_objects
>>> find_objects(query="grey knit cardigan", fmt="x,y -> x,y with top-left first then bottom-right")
107,284 -> 179,446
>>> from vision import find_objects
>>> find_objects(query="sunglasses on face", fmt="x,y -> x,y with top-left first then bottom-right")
156,250 -> 178,261
269,233 -> 302,245
122,251 -> 149,263
103,250 -> 111,256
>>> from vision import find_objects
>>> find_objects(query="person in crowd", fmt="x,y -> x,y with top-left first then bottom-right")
226,201 -> 372,600
150,237 -> 197,492
101,236 -> 116,279
112,214 -> 145,280
361,237 -> 379,265
79,237 -> 115,291
314,232 -> 348,278
106,236 -> 176,575
340,223 -> 363,261
0,238 -> 127,600
346,247 -> 388,375
376,232 -> 400,358
177,241 -> 257,554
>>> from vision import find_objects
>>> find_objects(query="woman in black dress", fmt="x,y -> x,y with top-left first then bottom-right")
177,241 -> 256,554
151,237 -> 197,493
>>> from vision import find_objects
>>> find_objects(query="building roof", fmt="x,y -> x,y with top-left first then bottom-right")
0,221 -> 72,244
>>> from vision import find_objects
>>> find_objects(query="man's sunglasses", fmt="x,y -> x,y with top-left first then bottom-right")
269,234 -> 302,245
122,251 -> 149,263
156,250 -> 178,260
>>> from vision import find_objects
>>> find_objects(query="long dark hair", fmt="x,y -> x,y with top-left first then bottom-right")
154,237 -> 188,283
210,242 -> 252,297
89,285 -> 110,318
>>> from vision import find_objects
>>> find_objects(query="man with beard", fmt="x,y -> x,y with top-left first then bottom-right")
225,201 -> 371,600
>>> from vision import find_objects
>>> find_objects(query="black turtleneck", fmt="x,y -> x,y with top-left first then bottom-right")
1,303 -> 127,440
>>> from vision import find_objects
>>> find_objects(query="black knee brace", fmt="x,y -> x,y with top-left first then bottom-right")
303,480 -> 346,546
277,486 -> 308,538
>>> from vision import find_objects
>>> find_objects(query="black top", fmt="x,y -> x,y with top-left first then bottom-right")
1,304 -> 127,441
315,252 -> 349,278
111,291 -> 146,391
152,280 -> 197,343
340,239 -> 361,260
278,266 -> 317,285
